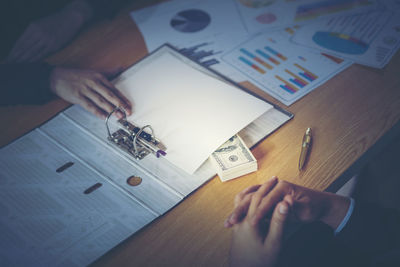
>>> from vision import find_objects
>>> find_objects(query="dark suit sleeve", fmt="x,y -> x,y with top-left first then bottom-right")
335,202 -> 400,262
0,63 -> 55,105
279,203 -> 400,267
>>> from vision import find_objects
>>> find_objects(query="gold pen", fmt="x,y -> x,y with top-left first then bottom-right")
299,127 -> 312,170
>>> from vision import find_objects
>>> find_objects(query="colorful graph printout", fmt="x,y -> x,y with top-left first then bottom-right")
222,30 -> 352,105
130,0 -> 248,82
294,0 -> 373,21
130,0 -> 247,52
234,0 -> 379,34
292,10 -> 400,68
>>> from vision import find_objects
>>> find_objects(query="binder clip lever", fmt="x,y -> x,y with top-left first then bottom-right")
105,107 -> 166,160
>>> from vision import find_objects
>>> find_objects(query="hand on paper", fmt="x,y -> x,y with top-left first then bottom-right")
229,178 -> 292,267
50,67 -> 132,119
225,177 -> 350,231
7,0 -> 93,63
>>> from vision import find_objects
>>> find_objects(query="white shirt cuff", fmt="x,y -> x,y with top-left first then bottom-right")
334,197 -> 355,235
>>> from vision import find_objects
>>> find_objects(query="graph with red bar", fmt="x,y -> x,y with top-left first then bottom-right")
239,56 -> 266,74
236,45 -> 288,75
294,63 -> 318,81
222,30 -> 351,105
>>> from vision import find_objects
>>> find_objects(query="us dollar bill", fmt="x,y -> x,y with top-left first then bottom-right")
210,134 -> 257,182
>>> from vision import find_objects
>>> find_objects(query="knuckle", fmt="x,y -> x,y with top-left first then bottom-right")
243,194 -> 252,203
85,101 -> 95,109
250,193 -> 261,204
277,180 -> 290,190
87,80 -> 97,89
234,194 -> 242,204
77,91 -> 86,98
277,180 -> 285,186
96,96 -> 106,104
107,91 -> 117,99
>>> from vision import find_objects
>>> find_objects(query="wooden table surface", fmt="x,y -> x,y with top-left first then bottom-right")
1,2 -> 400,266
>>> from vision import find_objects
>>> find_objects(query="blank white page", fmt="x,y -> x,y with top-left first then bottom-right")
115,47 -> 272,174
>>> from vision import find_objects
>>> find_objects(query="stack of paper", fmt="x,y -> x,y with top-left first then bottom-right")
130,0 -> 400,106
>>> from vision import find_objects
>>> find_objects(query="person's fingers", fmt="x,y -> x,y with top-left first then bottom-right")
234,184 -> 262,207
82,86 -> 116,116
97,75 -> 132,114
224,184 -> 261,228
88,76 -> 131,115
248,176 -> 279,220
225,193 -> 254,228
77,96 -> 108,119
264,200 -> 290,251
283,194 -> 294,207
251,187 -> 286,226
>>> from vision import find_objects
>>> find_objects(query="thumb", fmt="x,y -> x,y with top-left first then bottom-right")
264,200 -> 290,249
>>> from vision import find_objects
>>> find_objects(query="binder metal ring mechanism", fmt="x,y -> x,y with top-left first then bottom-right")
105,107 -> 167,160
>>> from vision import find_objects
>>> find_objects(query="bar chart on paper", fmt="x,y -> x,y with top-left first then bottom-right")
222,30 -> 351,105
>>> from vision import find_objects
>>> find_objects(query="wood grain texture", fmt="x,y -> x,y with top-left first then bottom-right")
1,2 -> 399,266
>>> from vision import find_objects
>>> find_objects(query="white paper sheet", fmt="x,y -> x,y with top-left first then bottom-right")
233,0 -> 380,34
222,29 -> 352,106
114,47 -> 272,174
130,0 -> 246,52
130,0 -> 249,82
292,9 -> 400,68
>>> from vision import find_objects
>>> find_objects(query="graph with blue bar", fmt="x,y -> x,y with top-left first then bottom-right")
222,30 -> 351,105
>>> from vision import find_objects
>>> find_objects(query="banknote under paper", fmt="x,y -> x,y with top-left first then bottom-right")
210,135 -> 257,182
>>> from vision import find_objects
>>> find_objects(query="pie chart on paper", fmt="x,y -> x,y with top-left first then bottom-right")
170,9 -> 211,33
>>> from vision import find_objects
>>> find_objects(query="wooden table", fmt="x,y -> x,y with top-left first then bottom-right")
1,2 -> 400,266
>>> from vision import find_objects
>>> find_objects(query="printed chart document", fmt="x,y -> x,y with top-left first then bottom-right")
0,45 -> 292,266
130,0 -> 246,52
233,0 -> 380,34
130,0 -> 249,82
292,10 -> 400,68
222,29 -> 352,106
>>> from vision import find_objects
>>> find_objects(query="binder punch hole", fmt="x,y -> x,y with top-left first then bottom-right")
127,176 -> 142,186
84,183 -> 102,194
105,107 -> 167,160
56,162 -> 74,173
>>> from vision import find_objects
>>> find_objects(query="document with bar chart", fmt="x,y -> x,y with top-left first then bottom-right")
222,30 -> 352,105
